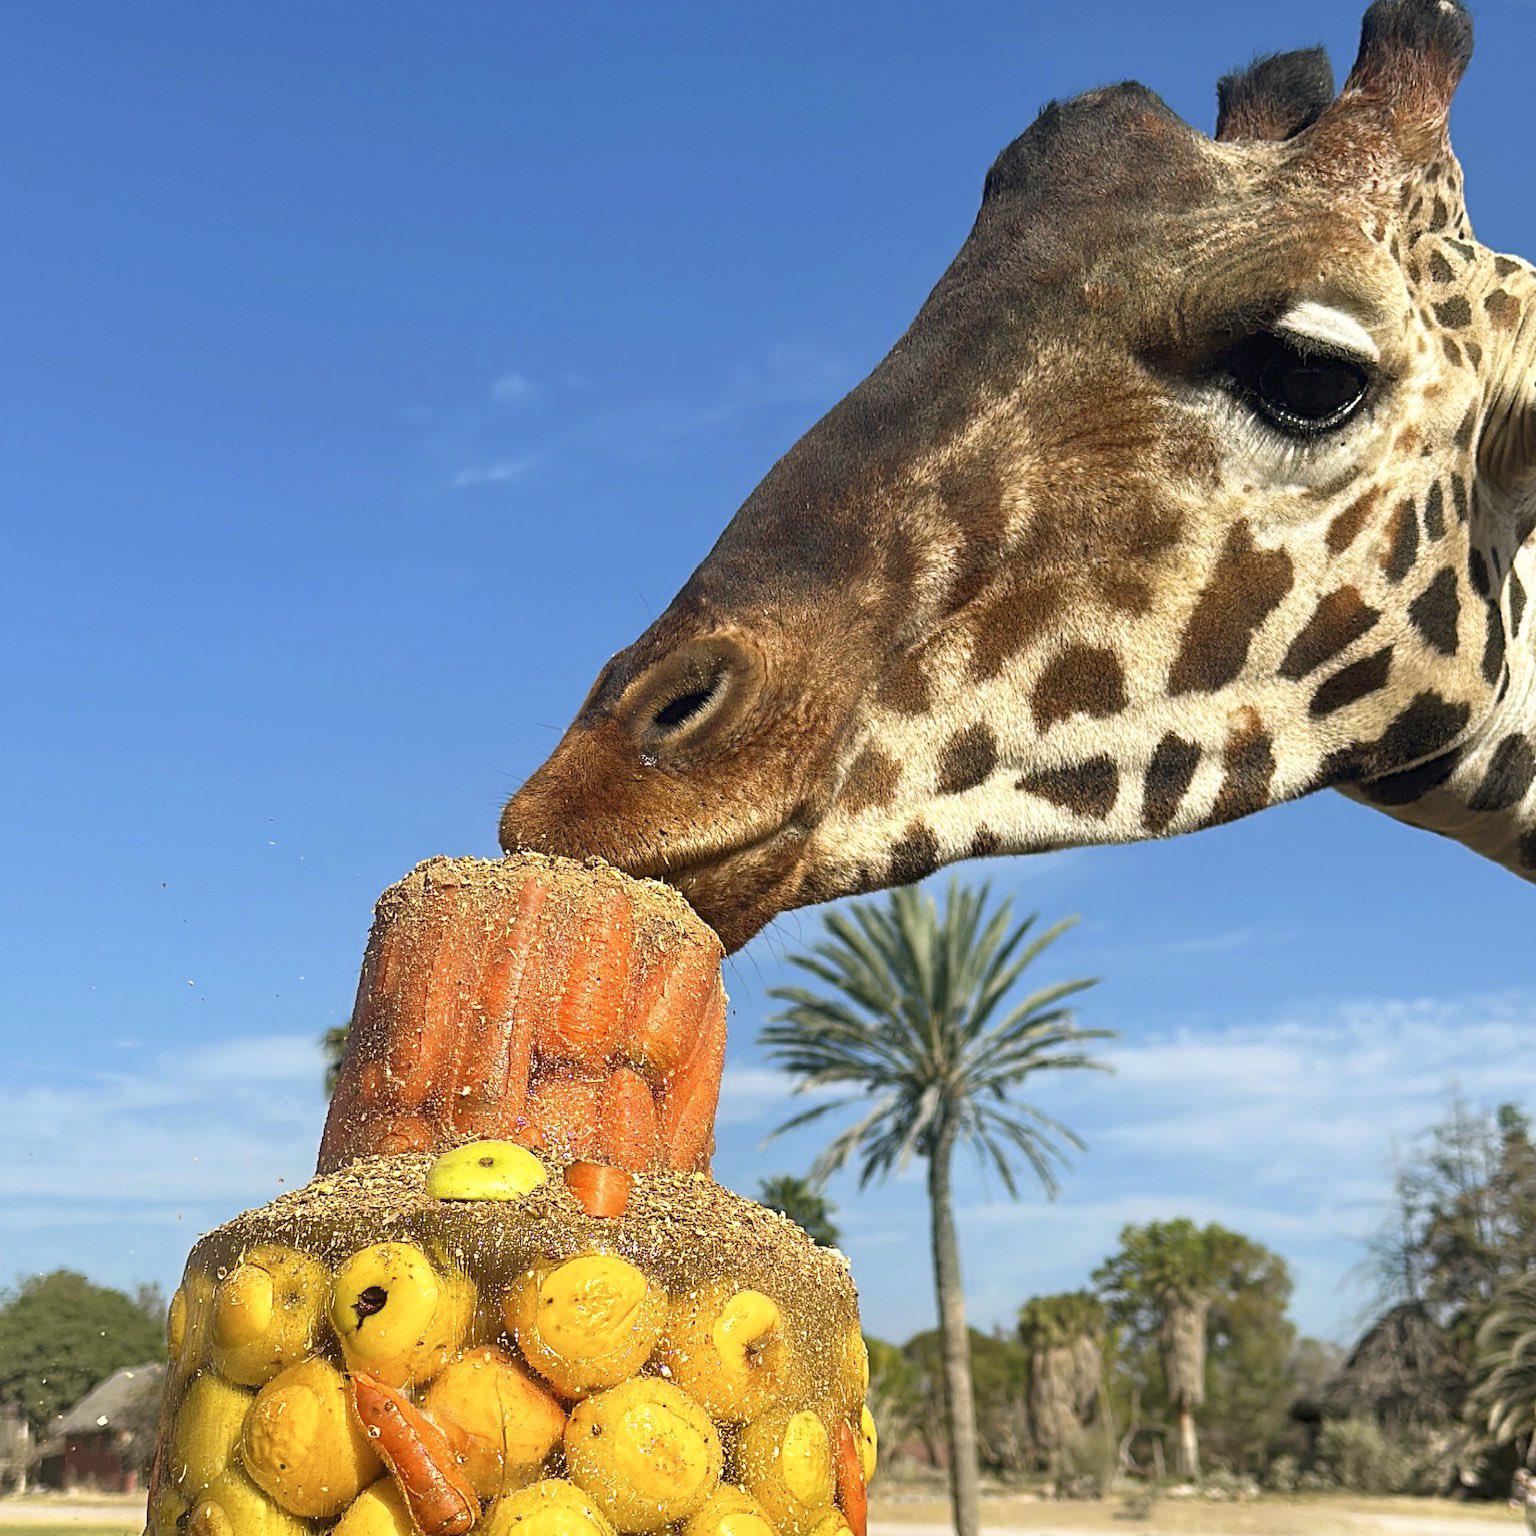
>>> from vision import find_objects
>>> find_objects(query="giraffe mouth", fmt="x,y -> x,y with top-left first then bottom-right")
657,815 -> 820,949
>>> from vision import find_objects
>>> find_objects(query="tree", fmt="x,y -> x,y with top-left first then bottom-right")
756,1174 -> 841,1248
903,1327 -> 1034,1475
322,1021 -> 351,1094
762,881 -> 1108,1536
1094,1219 -> 1290,1480
1471,1272 -> 1536,1460
1018,1291 -> 1107,1472
1355,1097 -> 1536,1442
0,1272 -> 165,1433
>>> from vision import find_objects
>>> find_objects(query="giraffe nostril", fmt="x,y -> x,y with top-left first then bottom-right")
622,634 -> 762,758
650,674 -> 725,734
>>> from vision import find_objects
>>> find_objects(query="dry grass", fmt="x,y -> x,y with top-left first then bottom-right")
868,1492 -> 1523,1534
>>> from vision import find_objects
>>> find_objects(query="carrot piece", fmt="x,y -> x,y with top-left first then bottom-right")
836,1419 -> 868,1536
350,1371 -> 480,1536
565,1159 -> 632,1218
536,883 -> 634,1064
657,982 -> 727,1169
599,1067 -> 661,1170
622,934 -> 720,1079
451,870 -> 548,1135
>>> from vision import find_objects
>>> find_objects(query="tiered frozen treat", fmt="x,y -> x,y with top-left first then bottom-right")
147,856 -> 875,1536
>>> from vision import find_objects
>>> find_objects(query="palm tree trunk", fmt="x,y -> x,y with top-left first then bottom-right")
928,1126 -> 982,1536
1174,1403 -> 1200,1481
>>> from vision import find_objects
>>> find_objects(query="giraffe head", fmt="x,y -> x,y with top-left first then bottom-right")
502,0 -> 1536,950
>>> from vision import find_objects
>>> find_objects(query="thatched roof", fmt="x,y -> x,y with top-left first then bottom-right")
1322,1303 -> 1461,1425
47,1363 -> 164,1442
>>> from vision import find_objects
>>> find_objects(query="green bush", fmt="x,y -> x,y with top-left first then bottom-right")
1314,1419 -> 1415,1494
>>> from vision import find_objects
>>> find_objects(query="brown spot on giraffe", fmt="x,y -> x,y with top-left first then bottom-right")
936,723 -> 999,795
1484,290 -> 1521,330
1168,521 -> 1293,695
839,744 -> 900,815
1209,713 -> 1276,827
1142,734 -> 1202,834
1355,746 -> 1462,807
887,824 -> 941,886
1468,735 -> 1536,814
1482,604 -> 1507,684
1433,296 -> 1472,329
1422,481 -> 1446,540
877,651 -> 931,715
1279,587 -> 1380,680
1407,567 -> 1461,656
1031,645 -> 1129,729
1381,499 -> 1420,583
1371,693 -> 1474,781
1311,647 -> 1394,717
1018,757 -> 1120,821
1326,487 -> 1379,554
965,582 -> 1060,681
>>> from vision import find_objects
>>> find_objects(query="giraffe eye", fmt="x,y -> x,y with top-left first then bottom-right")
1227,332 -> 1371,437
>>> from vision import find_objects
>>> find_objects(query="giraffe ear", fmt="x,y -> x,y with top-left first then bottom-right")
1215,49 -> 1335,143
1312,0 -> 1473,161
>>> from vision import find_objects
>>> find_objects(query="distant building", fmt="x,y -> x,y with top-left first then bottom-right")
35,1363 -> 165,1494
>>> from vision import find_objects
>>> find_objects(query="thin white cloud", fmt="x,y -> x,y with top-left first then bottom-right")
448,455 -> 540,489
716,1067 -> 839,1127
489,372 -> 534,405
798,989 -> 1536,1342
0,1033 -> 324,1207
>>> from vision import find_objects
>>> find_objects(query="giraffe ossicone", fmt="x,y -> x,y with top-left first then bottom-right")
502,0 -> 1536,951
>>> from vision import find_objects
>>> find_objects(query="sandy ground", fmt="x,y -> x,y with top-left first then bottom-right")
0,1492 -> 1523,1535
865,1492 -> 1524,1534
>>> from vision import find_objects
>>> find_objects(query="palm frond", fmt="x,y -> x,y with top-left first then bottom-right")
763,879 -> 1112,1205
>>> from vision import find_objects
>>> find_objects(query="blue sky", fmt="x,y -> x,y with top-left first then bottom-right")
4,0 -> 1535,1348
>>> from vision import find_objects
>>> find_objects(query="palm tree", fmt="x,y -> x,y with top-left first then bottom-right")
756,1174 -> 842,1248
1472,1272 -> 1536,1462
762,881 -> 1109,1536
322,1021 -> 351,1094
1094,1219 -> 1249,1481
1018,1291 -> 1107,1473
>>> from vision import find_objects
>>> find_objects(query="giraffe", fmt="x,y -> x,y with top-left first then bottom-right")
500,0 -> 1536,953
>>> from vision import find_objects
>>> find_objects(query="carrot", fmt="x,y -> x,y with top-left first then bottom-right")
836,1419 -> 868,1536
537,884 -> 634,1064
657,983 -> 727,1169
319,855 -> 728,1174
374,1113 -> 438,1157
622,935 -> 720,1080
350,1371 -> 480,1536
599,1067 -> 660,1169
452,871 -> 549,1135
565,1159 -> 633,1218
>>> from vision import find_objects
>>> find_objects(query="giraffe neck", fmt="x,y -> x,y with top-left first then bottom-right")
1343,502 -> 1536,879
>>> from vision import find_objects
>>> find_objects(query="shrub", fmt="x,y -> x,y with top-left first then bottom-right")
1314,1419 -> 1410,1494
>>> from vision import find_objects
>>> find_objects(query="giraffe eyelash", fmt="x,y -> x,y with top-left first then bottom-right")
1203,363 -> 1382,485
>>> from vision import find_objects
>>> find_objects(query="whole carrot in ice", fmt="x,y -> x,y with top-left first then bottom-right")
350,1370 -> 480,1536
836,1418 -> 869,1536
